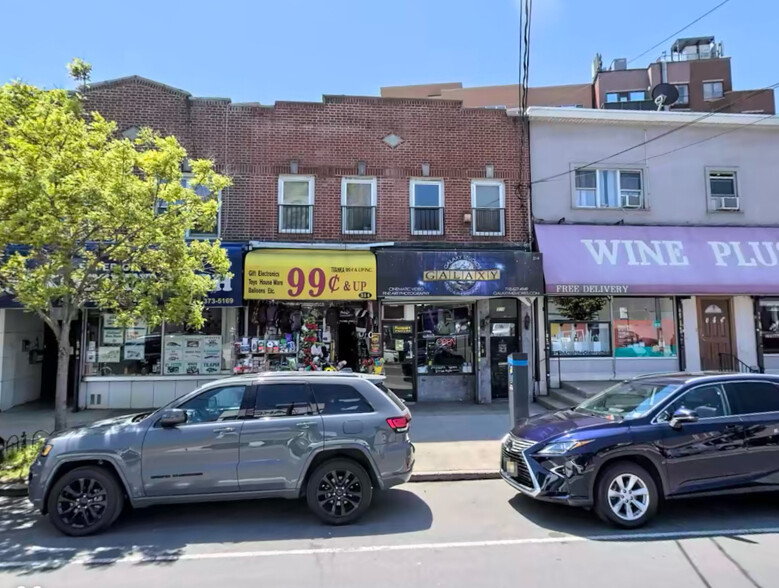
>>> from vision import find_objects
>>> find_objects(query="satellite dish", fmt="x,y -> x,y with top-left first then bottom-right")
651,83 -> 680,110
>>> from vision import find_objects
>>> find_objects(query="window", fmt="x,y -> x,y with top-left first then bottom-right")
410,179 -> 444,235
605,91 -> 648,103
184,176 -> 221,238
574,169 -> 643,209
164,308 -> 226,376
548,298 -> 611,357
707,170 -> 739,211
416,304 -> 474,374
724,382 -> 779,415
341,177 -> 376,234
278,175 -> 314,233
179,385 -> 246,423
675,84 -> 689,105
660,385 -> 727,421
612,297 -> 677,358
471,180 -> 505,236
758,299 -> 779,354
254,383 -> 315,417
703,81 -> 724,101
313,383 -> 373,414
82,312 -> 162,376
578,381 -> 680,420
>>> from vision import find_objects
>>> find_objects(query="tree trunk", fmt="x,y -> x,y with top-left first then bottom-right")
54,320 -> 71,432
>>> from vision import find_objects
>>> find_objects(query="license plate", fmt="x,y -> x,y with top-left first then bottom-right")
506,460 -> 518,476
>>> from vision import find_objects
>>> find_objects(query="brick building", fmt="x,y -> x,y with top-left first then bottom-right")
64,75 -> 542,410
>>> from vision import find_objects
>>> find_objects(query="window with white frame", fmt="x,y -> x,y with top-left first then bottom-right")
278,175 -> 314,233
703,81 -> 724,101
410,179 -> 444,235
707,170 -> 739,211
675,84 -> 689,105
471,180 -> 505,235
341,177 -> 377,234
574,169 -> 643,209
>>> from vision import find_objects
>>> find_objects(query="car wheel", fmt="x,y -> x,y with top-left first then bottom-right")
306,459 -> 373,525
595,462 -> 658,529
46,466 -> 124,537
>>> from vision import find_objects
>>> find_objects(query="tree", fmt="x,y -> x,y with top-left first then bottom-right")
0,61 -> 231,430
554,297 -> 609,321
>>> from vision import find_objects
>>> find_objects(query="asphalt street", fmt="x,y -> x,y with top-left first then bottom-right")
2,480 -> 779,588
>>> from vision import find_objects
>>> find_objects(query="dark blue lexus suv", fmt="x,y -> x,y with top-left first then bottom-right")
501,373 -> 779,528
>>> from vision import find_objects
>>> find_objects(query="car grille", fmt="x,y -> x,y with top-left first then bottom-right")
502,436 -> 535,489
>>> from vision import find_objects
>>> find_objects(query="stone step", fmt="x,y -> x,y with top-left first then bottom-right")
549,388 -> 584,408
560,380 -> 610,399
536,395 -> 568,412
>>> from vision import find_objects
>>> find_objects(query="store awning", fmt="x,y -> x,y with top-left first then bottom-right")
244,249 -> 376,300
535,224 -> 779,295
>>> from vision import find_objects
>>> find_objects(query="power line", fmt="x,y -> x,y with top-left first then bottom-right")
627,0 -> 733,65
646,113 -> 775,161
530,81 -> 779,185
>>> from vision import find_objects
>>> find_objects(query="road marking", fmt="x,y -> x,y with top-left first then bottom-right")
1,527 -> 778,570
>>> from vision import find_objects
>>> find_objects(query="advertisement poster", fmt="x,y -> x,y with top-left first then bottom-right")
244,249 -> 376,301
99,346 -> 121,363
125,327 -> 147,341
102,328 -> 124,345
185,361 -> 200,375
85,350 -> 96,363
103,314 -> 119,328
166,362 -> 183,375
201,360 -> 221,375
124,345 -> 145,361
370,333 -> 380,355
376,250 -> 543,297
163,335 -> 222,375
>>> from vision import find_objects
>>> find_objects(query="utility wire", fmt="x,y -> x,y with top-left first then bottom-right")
530,81 -> 779,185
627,0 -> 733,65
646,113 -> 775,161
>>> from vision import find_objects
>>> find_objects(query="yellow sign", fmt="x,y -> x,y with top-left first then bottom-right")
244,249 -> 376,301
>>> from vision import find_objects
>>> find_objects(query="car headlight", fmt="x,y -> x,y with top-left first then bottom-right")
536,439 -> 593,456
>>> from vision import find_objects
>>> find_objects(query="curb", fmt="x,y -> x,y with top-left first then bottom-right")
409,470 -> 500,482
0,483 -> 28,498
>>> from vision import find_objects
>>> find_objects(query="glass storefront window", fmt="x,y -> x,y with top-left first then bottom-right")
758,299 -> 779,354
83,311 -> 162,376
83,308 -> 237,377
416,304 -> 474,374
612,297 -> 677,358
549,322 -> 611,357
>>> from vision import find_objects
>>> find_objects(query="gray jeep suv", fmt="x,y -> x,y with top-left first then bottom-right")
28,372 -> 414,536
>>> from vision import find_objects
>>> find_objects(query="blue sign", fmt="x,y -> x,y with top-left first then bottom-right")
0,243 -> 244,308
376,249 -> 543,298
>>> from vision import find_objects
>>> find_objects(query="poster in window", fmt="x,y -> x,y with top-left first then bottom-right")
86,350 -> 96,363
103,313 -> 120,328
201,360 -> 221,375
102,328 -> 124,345
125,327 -> 147,342
99,346 -> 121,363
124,344 -> 145,361
165,362 -> 183,375
185,361 -> 200,375
203,335 -> 222,359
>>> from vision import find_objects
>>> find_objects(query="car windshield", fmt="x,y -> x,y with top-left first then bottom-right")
575,381 -> 681,420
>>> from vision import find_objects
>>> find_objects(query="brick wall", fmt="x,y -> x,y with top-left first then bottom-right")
85,77 -> 530,245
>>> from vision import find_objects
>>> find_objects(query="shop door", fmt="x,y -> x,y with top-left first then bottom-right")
40,318 -> 81,406
490,320 -> 518,399
381,322 -> 416,402
697,298 -> 733,371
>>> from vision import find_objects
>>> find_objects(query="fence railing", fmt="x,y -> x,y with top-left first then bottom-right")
0,430 -> 49,463
718,352 -> 761,374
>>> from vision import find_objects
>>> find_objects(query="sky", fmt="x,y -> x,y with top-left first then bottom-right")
0,0 -> 777,104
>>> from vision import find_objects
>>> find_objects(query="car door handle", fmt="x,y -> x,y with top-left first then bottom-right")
213,427 -> 237,437
296,422 -> 316,429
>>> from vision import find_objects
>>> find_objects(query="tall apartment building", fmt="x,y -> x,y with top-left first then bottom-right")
382,36 -> 775,114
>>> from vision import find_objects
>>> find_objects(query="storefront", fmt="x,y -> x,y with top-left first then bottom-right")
376,249 -> 543,403
241,247 -> 378,374
536,224 -> 779,386
80,242 -> 245,408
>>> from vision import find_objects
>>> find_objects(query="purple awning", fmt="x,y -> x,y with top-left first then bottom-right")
535,224 -> 779,295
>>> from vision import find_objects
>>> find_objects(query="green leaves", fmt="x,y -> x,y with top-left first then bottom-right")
0,77 -> 231,331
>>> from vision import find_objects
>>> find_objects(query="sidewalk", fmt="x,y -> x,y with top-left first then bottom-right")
0,399 -> 550,481
409,400 -> 547,479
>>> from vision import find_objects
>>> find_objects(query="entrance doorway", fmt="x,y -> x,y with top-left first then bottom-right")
40,319 -> 81,407
381,321 -> 415,402
489,299 -> 519,399
697,298 -> 733,371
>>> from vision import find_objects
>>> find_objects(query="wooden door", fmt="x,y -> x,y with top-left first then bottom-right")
697,298 -> 733,371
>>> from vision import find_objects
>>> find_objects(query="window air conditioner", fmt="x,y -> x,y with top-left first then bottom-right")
620,193 -> 642,208
713,196 -> 739,211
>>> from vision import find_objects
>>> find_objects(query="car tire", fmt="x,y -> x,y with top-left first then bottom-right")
306,459 -> 373,525
594,461 -> 658,529
46,466 -> 124,537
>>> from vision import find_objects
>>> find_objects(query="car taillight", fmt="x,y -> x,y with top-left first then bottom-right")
386,416 -> 410,433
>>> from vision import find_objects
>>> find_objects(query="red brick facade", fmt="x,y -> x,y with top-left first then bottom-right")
85,76 -> 530,245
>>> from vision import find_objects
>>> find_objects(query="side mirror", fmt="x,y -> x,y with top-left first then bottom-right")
158,408 -> 187,428
669,407 -> 698,429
